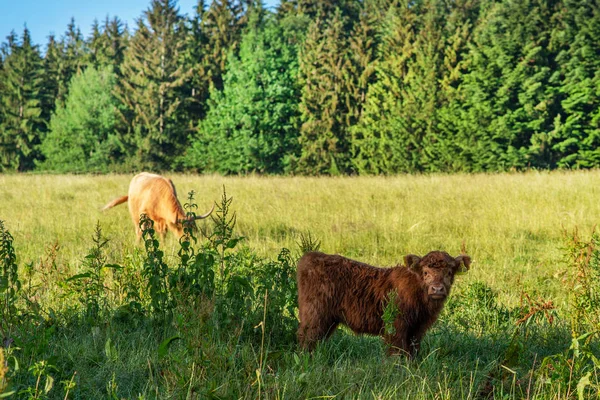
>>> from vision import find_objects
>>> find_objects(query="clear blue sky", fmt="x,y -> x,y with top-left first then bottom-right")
0,0 -> 280,49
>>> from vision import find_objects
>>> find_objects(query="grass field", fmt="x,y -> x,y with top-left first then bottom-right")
1,171 -> 599,398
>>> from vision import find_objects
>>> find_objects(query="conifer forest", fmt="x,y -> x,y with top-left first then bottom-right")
1,0 -> 599,175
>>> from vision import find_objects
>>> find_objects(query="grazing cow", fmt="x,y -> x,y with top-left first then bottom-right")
102,172 -> 214,239
296,251 -> 470,356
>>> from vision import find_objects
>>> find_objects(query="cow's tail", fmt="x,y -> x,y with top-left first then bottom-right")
102,195 -> 128,211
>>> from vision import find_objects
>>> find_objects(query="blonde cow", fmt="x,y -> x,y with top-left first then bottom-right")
103,172 -> 214,239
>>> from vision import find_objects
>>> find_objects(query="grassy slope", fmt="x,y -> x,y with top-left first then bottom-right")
0,171 -> 598,398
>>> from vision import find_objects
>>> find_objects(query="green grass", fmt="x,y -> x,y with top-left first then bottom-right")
1,170 -> 599,399
2,170 -> 599,303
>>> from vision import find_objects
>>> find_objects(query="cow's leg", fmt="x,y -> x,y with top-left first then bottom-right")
132,216 -> 142,242
153,218 -> 167,242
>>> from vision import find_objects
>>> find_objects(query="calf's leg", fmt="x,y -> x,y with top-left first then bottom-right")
298,317 -> 338,351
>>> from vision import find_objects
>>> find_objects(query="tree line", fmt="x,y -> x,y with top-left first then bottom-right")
0,0 -> 598,175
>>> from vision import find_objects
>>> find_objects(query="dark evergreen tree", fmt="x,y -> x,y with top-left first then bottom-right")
434,0 -> 483,171
538,0 -> 600,168
40,34 -> 65,119
350,3 -> 418,174
60,18 -> 87,104
184,13 -> 302,173
345,1 -> 378,136
296,10 -> 357,174
117,0 -> 192,169
181,0 -> 212,124
104,16 -> 128,74
410,0 -> 483,172
453,0 -> 561,171
200,0 -> 253,91
86,17 -> 128,75
277,0 -> 360,21
0,28 -> 45,171
87,19 -> 107,67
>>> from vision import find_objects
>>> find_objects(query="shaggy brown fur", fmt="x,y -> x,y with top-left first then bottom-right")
297,251 -> 470,356
102,172 -> 214,239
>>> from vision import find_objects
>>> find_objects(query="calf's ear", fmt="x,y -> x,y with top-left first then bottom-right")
404,254 -> 421,271
454,255 -> 471,273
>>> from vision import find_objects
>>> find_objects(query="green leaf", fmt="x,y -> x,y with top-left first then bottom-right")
65,272 -> 92,281
577,372 -> 591,400
158,336 -> 181,359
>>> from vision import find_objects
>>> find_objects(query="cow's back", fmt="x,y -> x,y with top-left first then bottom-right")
128,172 -> 180,224
297,252 -> 395,334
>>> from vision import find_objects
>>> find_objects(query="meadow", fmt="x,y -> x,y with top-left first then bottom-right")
0,171 -> 599,399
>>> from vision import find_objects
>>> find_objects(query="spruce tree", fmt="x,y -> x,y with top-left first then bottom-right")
277,0 -> 360,21
350,3 -> 418,174
60,18 -> 87,104
40,34 -> 65,118
86,17 -> 128,74
117,0 -> 192,169
0,28 -> 45,171
182,0 -> 211,123
434,0 -> 483,171
105,16 -> 128,75
87,19 -> 107,67
538,0 -> 600,168
455,0 -> 561,171
296,10 -> 355,174
411,0 -> 482,172
200,0 -> 252,91
345,1 -> 378,135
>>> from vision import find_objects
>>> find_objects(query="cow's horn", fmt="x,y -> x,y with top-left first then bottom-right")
191,204 -> 215,221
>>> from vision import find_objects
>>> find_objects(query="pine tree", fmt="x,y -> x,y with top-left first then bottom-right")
434,0 -> 483,171
277,0 -> 360,21
0,28 -> 45,171
87,19 -> 107,67
60,18 -> 87,103
86,17 -> 128,73
117,0 -> 192,169
40,34 -> 64,118
200,0 -> 252,91
538,0 -> 600,168
296,10 -> 356,175
350,3 -> 418,174
455,0 -> 561,171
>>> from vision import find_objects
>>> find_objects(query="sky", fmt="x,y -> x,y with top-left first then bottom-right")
0,0 -> 280,49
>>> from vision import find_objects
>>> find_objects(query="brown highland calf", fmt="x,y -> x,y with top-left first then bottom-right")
102,172 -> 214,240
297,251 -> 470,356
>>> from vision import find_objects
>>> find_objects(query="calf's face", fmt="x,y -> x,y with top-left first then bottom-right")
404,252 -> 471,300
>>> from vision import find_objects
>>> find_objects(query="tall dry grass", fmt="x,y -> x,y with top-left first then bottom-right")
1,170 -> 598,306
